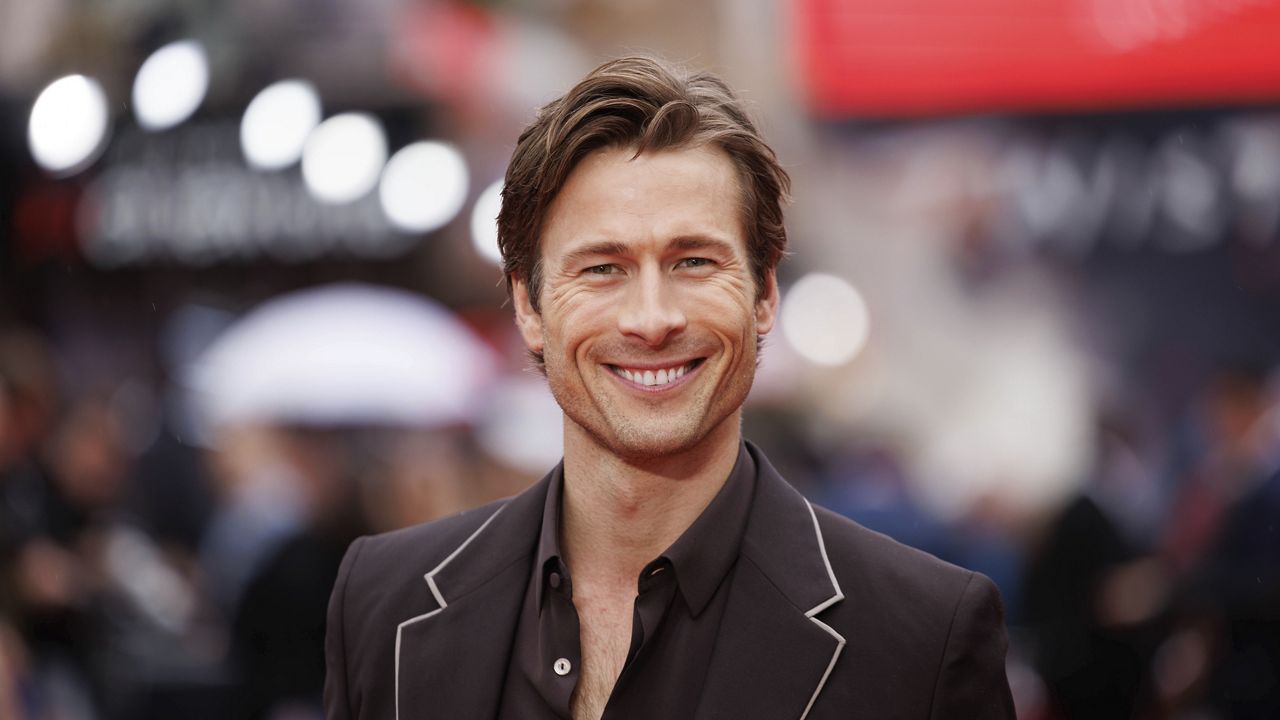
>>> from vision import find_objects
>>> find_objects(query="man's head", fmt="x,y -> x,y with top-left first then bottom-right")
498,58 -> 790,461
497,56 -> 790,317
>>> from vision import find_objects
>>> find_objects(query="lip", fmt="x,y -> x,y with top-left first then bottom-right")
605,358 -> 704,393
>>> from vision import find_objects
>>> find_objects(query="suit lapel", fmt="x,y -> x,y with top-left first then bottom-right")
395,470 -> 553,720
696,444 -> 847,720
391,448 -> 847,719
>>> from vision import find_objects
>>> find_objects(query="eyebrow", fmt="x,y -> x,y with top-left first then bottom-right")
560,241 -> 630,269
668,235 -> 736,256
557,235 -> 738,269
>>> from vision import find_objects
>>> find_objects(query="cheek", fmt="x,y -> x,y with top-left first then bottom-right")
553,286 -> 616,324
689,283 -> 757,331
543,308 -> 604,363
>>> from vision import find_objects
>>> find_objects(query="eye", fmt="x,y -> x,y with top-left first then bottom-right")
676,257 -> 713,269
585,264 -> 619,275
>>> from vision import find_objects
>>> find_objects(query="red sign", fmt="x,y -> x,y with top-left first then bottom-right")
795,0 -> 1280,117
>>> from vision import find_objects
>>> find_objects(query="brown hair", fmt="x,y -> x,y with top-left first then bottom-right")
497,56 -> 790,312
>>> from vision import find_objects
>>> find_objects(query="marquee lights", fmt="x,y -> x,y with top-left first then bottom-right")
28,75 -> 111,175
133,40 -> 210,131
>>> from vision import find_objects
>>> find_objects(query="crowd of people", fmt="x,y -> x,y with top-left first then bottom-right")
0,320 -> 533,719
2,314 -> 1278,719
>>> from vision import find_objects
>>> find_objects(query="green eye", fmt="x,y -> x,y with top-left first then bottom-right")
586,264 -> 617,274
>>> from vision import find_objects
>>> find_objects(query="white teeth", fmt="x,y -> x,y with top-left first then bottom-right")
614,362 -> 694,386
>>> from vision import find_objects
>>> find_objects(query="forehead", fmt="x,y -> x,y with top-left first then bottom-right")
540,144 -> 745,261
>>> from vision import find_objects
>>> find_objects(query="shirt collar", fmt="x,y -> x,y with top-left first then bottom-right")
532,442 -> 757,617
532,461 -> 566,612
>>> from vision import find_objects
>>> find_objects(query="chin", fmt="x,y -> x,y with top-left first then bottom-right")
583,411 -> 727,463
600,433 -> 701,463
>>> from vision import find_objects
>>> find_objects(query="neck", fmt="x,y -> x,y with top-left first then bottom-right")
559,414 -> 742,588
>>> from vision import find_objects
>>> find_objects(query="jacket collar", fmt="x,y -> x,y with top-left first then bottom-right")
692,441 -> 846,720
739,440 -> 845,617
396,442 -> 846,720
395,466 -> 552,720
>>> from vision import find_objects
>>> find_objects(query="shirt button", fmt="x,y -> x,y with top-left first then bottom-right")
549,572 -> 562,589
553,658 -> 572,676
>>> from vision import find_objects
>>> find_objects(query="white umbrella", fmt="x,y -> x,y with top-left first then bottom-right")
192,283 -> 497,428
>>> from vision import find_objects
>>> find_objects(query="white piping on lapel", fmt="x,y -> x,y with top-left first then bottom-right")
799,499 -> 846,720
394,504 -> 507,720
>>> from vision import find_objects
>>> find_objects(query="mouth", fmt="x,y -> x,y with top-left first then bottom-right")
606,359 -> 704,390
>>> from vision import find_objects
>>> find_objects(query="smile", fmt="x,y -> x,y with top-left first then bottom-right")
607,359 -> 703,389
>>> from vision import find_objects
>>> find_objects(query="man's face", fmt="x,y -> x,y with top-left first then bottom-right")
512,144 -> 778,461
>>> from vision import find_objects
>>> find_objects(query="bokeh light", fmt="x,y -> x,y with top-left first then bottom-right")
132,40 -> 209,131
240,80 -> 321,170
781,272 -> 870,367
470,180 -> 504,266
378,141 -> 469,233
300,113 -> 387,204
27,74 -> 110,175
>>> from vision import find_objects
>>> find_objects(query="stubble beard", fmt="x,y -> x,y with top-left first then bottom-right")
543,339 -> 758,464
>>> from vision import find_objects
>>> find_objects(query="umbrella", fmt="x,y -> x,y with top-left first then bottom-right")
191,283 -> 498,428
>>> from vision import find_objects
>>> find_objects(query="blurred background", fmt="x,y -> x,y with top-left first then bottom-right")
3,0 -> 1280,718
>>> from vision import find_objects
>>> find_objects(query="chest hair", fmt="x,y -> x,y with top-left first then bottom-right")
571,588 -> 635,720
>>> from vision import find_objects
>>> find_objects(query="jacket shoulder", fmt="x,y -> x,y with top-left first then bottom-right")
810,504 -> 1013,717
325,498 -> 517,720
812,504 -> 975,602
348,498 -> 510,592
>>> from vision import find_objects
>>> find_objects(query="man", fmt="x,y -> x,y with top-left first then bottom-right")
324,57 -> 1015,720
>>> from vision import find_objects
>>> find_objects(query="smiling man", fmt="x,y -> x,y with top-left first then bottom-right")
324,58 -> 1015,720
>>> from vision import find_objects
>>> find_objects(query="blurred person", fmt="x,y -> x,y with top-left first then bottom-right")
200,425 -> 315,617
357,429 -> 472,533
1164,365 -> 1277,578
1020,412 -> 1169,720
1021,495 -> 1148,719
33,389 -> 225,720
0,328 -> 60,566
1,618 -> 29,720
122,389 -> 216,559
119,303 -> 228,557
224,425 -> 367,720
813,441 -> 954,572
0,330 -> 101,719
325,57 -> 1014,719
1158,364 -> 1280,719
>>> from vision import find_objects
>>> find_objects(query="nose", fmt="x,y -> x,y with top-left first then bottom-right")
617,268 -> 686,346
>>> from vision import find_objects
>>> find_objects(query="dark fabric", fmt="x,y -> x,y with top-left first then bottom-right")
234,526 -> 356,719
1021,495 -> 1148,719
498,445 -> 755,719
1197,467 -> 1280,719
324,441 -> 1016,720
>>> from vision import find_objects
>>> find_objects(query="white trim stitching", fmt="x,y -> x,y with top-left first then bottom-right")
803,499 -> 844,618
799,499 -> 847,720
395,505 -> 507,720
800,616 -> 847,720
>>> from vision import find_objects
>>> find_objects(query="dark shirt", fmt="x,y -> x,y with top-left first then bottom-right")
497,444 -> 757,720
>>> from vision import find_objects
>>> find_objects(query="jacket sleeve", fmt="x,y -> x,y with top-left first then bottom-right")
325,536 -> 366,720
928,572 -> 1016,719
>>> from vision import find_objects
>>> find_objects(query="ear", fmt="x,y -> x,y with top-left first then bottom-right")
754,269 -> 779,335
511,275 -> 545,354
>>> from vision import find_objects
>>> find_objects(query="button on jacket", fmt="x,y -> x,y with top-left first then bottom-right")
324,442 -> 1016,719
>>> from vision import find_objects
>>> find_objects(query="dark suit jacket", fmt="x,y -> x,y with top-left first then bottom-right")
325,444 -> 1015,719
